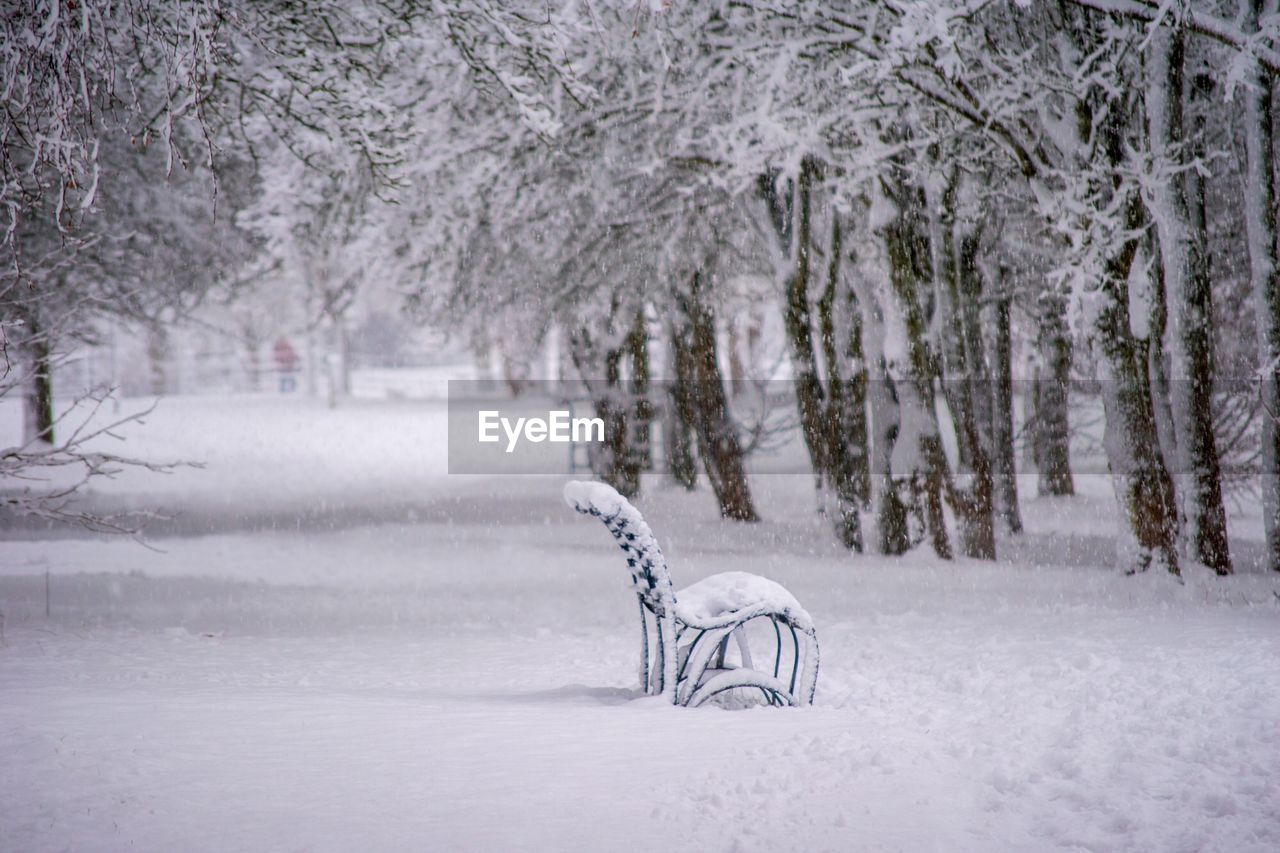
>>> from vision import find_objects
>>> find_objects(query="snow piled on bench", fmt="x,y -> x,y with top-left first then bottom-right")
562,480 -> 631,519
675,571 -> 813,631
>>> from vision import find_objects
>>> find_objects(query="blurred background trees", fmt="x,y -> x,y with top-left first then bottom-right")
3,0 -> 1277,574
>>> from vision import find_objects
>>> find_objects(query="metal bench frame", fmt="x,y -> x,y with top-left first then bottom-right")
566,483 -> 818,707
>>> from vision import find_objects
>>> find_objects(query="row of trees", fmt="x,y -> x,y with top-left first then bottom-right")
399,1 -> 1277,577
0,0 -> 411,526
3,1 -> 1277,577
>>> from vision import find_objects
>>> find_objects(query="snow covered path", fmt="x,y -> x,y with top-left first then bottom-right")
2,396 -> 1279,851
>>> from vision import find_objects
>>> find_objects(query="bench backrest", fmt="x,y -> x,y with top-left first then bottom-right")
563,481 -> 676,617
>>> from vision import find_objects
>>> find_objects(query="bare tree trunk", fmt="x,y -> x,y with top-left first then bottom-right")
242,321 -> 263,392
928,177 -> 995,561
950,231 -> 996,560
1022,354 -> 1040,468
842,259 -> 872,507
880,196 -> 952,560
664,322 -> 698,490
952,429 -> 996,559
1146,25 -> 1231,573
988,288 -> 1023,533
958,235 -> 994,461
598,348 -> 641,498
1144,238 -> 1181,482
1034,290 -> 1075,496
1092,193 -> 1181,575
147,324 -> 169,396
775,158 -> 833,511
818,216 -> 865,551
727,321 -> 745,387
869,355 -> 912,554
339,316 -> 352,396
21,315 -> 55,445
1241,0 -> 1280,572
761,159 -> 865,546
674,271 -> 758,522
570,320 -> 642,499
627,308 -> 653,472
1061,2 -> 1178,575
305,323 -> 318,397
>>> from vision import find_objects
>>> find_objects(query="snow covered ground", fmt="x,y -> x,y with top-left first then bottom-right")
2,394 -> 1279,852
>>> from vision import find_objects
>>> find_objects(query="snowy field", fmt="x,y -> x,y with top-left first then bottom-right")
2,394 -> 1279,852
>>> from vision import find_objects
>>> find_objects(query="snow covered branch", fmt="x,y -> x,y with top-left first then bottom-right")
0,391 -> 196,536
1057,0 -> 1280,75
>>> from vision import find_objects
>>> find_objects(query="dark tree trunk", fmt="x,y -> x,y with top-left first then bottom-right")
949,231 -> 996,560
842,266 -> 872,507
988,291 -> 1023,533
674,271 -> 758,522
1241,0 -> 1280,572
22,315 -> 55,445
1094,192 -> 1181,575
1064,5 -> 1177,575
929,178 -> 995,562
1146,24 -> 1231,574
627,308 -> 653,472
243,323 -> 263,392
869,359 -> 912,555
958,235 -> 994,462
147,324 -> 169,396
951,428 -> 996,560
338,317 -> 352,396
1022,355 -> 1040,468
881,204 -> 952,560
597,347 -> 641,499
570,320 -> 642,499
664,323 -> 699,490
1034,291 -> 1075,496
762,158 -> 866,547
1145,237 -> 1181,482
1183,72 -> 1231,574
818,216 -> 865,551
776,158 -> 832,506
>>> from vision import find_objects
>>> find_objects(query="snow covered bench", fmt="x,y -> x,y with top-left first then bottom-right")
564,481 -> 819,707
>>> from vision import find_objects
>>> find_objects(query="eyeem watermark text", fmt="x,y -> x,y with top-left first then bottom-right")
478,410 -> 604,453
